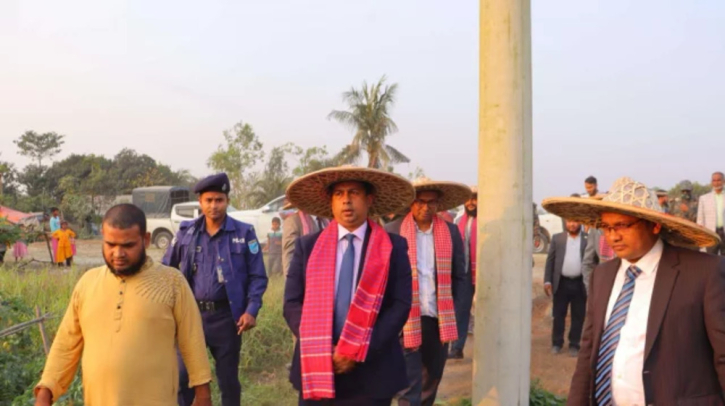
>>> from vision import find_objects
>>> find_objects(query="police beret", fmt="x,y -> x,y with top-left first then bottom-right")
194,173 -> 231,194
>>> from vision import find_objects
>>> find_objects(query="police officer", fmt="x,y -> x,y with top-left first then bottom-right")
669,180 -> 698,222
163,173 -> 268,406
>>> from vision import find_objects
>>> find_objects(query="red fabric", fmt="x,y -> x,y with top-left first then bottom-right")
400,214 -> 458,349
599,235 -> 615,261
457,213 -> 477,285
299,219 -> 392,400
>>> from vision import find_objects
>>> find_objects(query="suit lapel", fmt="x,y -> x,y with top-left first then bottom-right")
356,226 -> 373,286
591,258 -> 621,360
644,244 -> 680,361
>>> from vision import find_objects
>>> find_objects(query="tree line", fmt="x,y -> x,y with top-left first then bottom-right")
0,77 -> 423,225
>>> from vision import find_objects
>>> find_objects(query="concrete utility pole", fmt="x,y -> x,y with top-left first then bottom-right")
473,0 -> 533,404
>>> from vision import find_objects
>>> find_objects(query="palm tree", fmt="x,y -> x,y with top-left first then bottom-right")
328,76 -> 410,169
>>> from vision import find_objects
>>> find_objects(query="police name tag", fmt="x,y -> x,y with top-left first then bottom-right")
249,239 -> 259,254
232,237 -> 245,244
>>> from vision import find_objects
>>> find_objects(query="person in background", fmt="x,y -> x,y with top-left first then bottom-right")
52,221 -> 76,267
0,241 -> 7,264
697,171 -> 725,255
13,224 -> 29,262
449,185 -> 477,360
655,189 -> 669,212
264,217 -> 283,275
544,219 -> 588,357
386,178 -> 469,406
282,202 -> 329,277
49,207 -> 61,262
669,180 -> 698,222
584,176 -> 599,198
34,204 -> 212,406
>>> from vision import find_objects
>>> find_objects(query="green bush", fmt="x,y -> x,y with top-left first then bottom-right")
0,266 -> 297,405
530,379 -> 566,406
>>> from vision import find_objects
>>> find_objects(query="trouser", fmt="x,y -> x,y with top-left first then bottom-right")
552,276 -> 587,348
451,285 -> 475,352
706,228 -> 725,255
57,257 -> 73,267
267,253 -> 282,275
178,307 -> 242,406
299,395 -> 393,405
398,317 -> 449,406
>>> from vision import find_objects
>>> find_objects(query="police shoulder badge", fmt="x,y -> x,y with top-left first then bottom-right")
249,239 -> 260,254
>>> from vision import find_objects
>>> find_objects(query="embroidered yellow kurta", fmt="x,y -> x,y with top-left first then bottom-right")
51,229 -> 76,263
36,259 -> 212,405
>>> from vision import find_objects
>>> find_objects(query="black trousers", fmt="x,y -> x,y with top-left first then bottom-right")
178,308 -> 242,406
398,316 -> 449,406
707,228 -> 725,255
552,276 -> 587,349
299,395 -> 392,405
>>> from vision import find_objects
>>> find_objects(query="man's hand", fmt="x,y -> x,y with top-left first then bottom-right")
332,351 -> 356,374
544,283 -> 553,297
237,313 -> 257,335
34,388 -> 52,406
191,383 -> 212,406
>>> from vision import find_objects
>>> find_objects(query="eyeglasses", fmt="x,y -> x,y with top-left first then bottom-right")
413,199 -> 439,208
598,219 -> 642,234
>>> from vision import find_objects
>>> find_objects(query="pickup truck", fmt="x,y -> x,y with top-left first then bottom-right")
170,196 -> 286,245
535,211 -> 563,254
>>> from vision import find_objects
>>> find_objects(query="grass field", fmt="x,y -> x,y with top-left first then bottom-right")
0,263 -> 297,405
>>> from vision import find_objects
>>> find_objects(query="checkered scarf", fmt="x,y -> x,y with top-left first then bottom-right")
457,213 -> 477,285
299,219 -> 393,400
401,213 -> 458,348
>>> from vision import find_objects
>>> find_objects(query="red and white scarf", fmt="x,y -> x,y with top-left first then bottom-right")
457,213 -> 477,285
401,213 -> 458,349
299,219 -> 392,400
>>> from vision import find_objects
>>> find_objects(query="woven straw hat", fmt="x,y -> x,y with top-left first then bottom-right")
285,166 -> 415,219
411,177 -> 472,212
542,177 -> 720,248
470,185 -> 478,194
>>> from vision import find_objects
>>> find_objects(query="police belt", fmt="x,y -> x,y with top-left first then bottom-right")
196,300 -> 230,312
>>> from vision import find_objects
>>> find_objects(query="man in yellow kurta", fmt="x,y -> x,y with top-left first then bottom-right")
51,221 -> 76,266
35,204 -> 213,406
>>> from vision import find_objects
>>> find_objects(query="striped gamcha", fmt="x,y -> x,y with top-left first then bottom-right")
595,265 -> 642,406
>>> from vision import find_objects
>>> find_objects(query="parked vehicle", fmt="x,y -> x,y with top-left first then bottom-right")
132,186 -> 192,249
228,195 -> 287,245
170,201 -> 239,233
534,211 -> 563,254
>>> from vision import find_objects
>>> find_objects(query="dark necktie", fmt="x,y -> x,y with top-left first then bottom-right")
595,265 -> 642,406
334,234 -> 356,341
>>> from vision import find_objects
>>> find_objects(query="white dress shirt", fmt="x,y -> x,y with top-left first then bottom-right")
416,222 -> 438,318
605,238 -> 664,406
334,222 -> 367,299
561,233 -> 583,277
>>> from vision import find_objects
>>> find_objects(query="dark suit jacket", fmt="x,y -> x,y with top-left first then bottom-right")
283,227 -> 413,400
384,218 -> 470,322
568,244 -> 725,406
544,231 -> 588,294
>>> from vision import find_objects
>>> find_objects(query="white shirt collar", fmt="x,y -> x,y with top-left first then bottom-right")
621,238 -> 664,276
415,221 -> 434,235
338,222 -> 367,242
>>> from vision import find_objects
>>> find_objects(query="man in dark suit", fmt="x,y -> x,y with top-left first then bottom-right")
543,177 -> 725,406
283,166 -> 415,406
544,219 -> 588,356
385,178 -> 470,406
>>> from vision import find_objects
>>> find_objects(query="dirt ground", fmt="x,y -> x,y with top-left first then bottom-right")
435,253 -> 576,403
22,241 -> 575,402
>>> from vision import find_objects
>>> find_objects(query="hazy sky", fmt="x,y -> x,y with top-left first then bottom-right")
1,0 -> 724,204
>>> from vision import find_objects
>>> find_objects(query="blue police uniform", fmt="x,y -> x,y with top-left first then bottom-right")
162,173 -> 268,406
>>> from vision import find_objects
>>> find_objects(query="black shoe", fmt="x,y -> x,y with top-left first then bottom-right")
551,346 -> 562,355
569,347 -> 579,357
448,349 -> 464,359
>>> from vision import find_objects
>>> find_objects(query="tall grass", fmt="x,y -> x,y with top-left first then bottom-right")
0,264 -> 297,405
